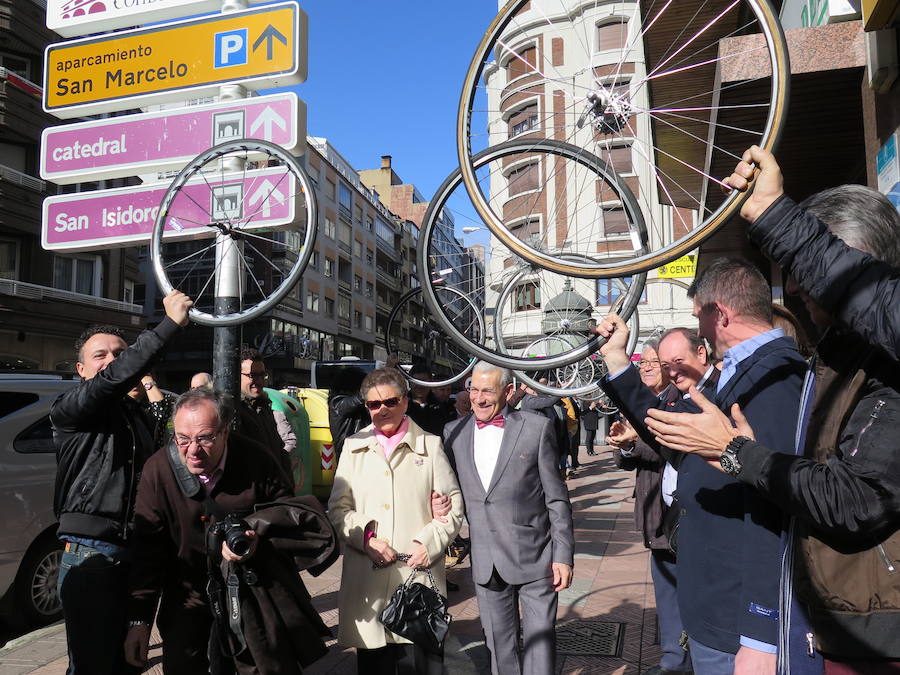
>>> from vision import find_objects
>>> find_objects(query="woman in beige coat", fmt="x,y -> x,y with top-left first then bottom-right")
328,367 -> 464,674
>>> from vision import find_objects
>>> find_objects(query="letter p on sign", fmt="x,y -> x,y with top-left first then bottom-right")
215,29 -> 248,68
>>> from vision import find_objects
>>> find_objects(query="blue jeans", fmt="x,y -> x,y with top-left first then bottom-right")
58,541 -> 138,675
688,637 -> 736,675
650,549 -> 691,671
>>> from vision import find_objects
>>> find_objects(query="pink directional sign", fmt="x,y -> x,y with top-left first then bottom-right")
42,167 -> 297,252
41,93 -> 303,184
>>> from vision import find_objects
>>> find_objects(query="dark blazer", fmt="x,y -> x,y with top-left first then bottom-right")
604,337 -> 806,653
443,409 -> 574,585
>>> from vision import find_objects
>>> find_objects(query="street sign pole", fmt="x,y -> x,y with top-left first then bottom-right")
213,0 -> 250,405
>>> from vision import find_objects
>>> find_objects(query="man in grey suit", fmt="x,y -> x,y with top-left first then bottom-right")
442,361 -> 574,675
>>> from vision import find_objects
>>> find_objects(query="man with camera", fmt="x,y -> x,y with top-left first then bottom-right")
124,388 -> 293,674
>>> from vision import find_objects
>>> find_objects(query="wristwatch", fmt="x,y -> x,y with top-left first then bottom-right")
720,435 -> 751,476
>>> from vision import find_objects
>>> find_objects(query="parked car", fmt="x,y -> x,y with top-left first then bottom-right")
0,372 -> 77,627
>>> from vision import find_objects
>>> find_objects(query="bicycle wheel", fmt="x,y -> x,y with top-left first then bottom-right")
457,0 -> 789,277
151,139 -> 316,326
419,138 -> 647,371
386,286 -> 483,388
509,307 -> 640,399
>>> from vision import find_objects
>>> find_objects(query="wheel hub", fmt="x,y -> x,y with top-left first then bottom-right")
580,89 -> 634,135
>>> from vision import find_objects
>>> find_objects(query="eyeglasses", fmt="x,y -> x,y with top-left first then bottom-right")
241,371 -> 268,380
365,396 -> 402,411
638,359 -> 660,369
174,434 -> 218,449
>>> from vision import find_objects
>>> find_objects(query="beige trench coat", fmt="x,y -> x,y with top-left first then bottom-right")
327,418 -> 464,649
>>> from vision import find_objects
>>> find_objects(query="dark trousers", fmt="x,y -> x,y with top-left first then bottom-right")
58,542 -> 139,675
356,643 -> 443,675
584,428 -> 597,454
650,549 -> 691,671
157,604 -> 215,675
568,433 -> 580,469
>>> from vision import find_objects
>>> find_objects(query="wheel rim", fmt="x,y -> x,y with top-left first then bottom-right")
151,139 -> 317,327
386,287 -> 483,387
457,0 -> 789,277
418,138 -> 647,371
30,549 -> 61,617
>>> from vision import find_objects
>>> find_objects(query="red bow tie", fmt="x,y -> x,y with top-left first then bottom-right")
476,415 -> 505,429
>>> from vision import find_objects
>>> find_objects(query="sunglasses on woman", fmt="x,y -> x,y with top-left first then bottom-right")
365,396 -> 402,411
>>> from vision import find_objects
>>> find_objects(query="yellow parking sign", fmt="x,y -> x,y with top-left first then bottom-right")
44,2 -> 306,118
657,254 -> 696,279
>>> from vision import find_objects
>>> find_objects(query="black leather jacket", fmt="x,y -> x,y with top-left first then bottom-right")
51,318 -> 180,544
750,195 -> 900,360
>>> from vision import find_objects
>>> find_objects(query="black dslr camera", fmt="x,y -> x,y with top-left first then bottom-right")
210,513 -> 252,557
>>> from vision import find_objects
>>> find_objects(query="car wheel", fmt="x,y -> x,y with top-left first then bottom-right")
14,534 -> 63,626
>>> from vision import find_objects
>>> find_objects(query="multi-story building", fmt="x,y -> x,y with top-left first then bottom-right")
0,0 -> 145,370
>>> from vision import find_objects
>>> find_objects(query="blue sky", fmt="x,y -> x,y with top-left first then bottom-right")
293,2 -> 497,206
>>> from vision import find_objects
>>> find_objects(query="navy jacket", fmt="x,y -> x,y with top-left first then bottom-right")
604,337 -> 806,653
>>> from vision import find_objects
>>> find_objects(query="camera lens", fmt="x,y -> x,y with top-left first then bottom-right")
226,530 -> 251,557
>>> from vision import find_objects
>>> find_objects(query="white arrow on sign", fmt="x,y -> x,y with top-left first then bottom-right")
248,180 -> 285,218
249,105 -> 287,142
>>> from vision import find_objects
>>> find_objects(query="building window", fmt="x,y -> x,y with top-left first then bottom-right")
354,275 -> 363,292
365,215 -> 374,232
0,238 -> 19,279
354,310 -> 363,329
507,45 -> 536,81
306,292 -> 319,312
513,281 -> 540,311
510,218 -> 540,242
597,277 -> 645,305
324,257 -> 334,278
53,255 -> 99,295
123,280 -> 135,304
597,19 -> 629,51
338,296 -> 351,320
353,240 -> 363,258
354,204 -> 363,225
0,51 -> 32,79
603,207 -> 630,235
310,250 -> 319,269
306,162 -> 319,184
366,249 -> 374,266
507,162 -> 539,196
339,223 -> 352,248
324,297 -> 335,317
365,281 -> 374,298
508,102 -> 539,138
325,179 -> 336,201
599,145 -> 633,174
365,315 -> 373,332
339,183 -> 352,212
323,217 -> 336,239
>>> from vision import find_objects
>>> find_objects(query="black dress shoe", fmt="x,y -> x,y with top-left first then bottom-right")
446,580 -> 459,592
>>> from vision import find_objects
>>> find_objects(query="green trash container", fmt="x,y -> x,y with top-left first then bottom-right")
290,388 -> 335,500
267,388 -> 311,496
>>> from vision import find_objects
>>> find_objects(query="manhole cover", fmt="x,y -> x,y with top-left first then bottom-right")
556,620 -> 624,656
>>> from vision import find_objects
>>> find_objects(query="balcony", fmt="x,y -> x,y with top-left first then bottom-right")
1,279 -> 142,313
376,266 -> 399,290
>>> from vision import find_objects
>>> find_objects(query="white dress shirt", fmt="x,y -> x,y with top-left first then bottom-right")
473,421 -> 505,491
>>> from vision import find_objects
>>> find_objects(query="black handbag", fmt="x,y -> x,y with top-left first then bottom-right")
378,567 -> 451,655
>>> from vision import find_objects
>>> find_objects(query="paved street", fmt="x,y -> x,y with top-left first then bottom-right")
0,447 -> 665,675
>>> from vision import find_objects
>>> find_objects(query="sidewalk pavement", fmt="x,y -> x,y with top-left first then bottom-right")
0,446 -> 664,675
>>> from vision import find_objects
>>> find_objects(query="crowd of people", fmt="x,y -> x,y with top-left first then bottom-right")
48,146 -> 900,675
